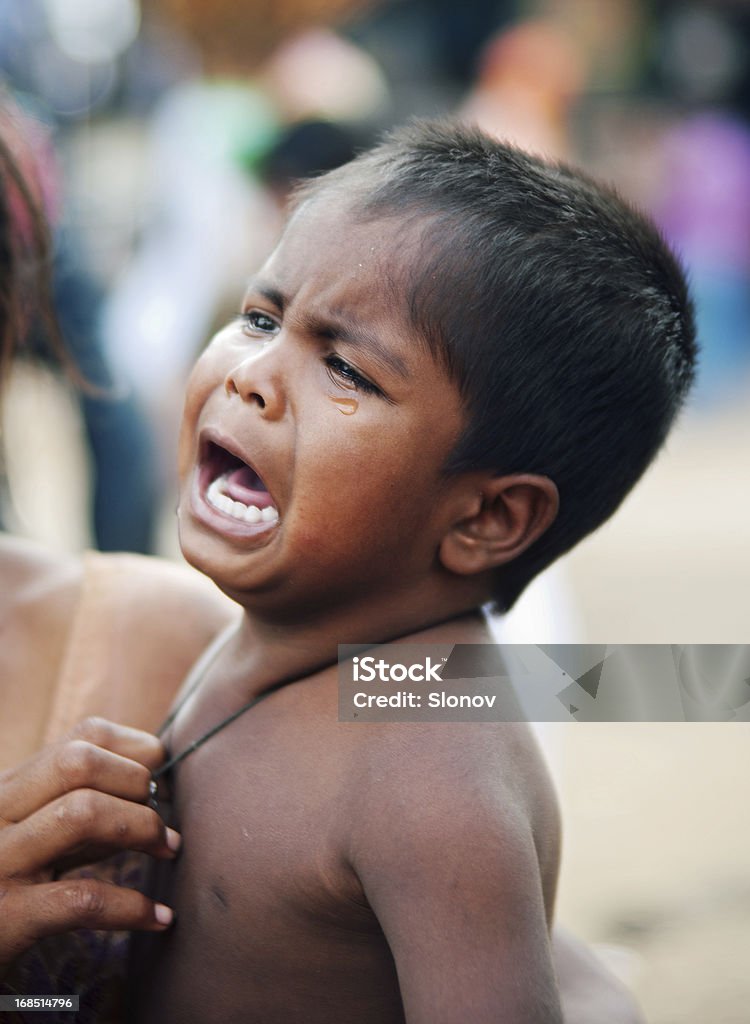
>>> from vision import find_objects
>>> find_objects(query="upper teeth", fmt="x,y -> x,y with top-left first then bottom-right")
206,475 -> 278,525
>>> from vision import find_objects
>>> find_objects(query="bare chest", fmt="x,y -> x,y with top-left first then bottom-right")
130,694 -> 403,1024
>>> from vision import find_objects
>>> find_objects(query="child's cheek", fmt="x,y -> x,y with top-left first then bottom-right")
176,361 -> 214,480
176,409 -> 196,483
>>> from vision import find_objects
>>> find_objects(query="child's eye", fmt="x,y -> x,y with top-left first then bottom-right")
237,310 -> 280,336
324,355 -> 381,396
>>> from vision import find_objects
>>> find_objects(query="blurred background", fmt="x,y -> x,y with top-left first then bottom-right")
1,1 -> 748,1020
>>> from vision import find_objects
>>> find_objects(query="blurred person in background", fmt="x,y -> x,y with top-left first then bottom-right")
0,87 -> 159,553
650,111 -> 750,405
460,18 -> 587,160
545,1 -> 750,408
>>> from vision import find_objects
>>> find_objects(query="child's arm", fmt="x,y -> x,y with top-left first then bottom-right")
350,730 -> 562,1024
0,717 -> 180,975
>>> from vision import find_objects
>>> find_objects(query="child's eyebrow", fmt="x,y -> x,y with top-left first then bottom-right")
244,278 -> 409,380
245,281 -> 286,312
301,311 -> 410,380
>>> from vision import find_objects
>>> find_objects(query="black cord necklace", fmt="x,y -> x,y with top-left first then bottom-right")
152,685 -> 282,780
147,610 -> 474,810
147,630 -> 336,809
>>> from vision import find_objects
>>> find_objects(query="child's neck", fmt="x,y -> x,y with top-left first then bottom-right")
210,584 -> 491,703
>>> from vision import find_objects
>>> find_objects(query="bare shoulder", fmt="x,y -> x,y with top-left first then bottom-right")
0,534 -> 83,662
340,719 -> 562,1022
335,615 -> 561,898
0,538 -> 238,750
0,535 -> 83,767
96,551 -> 237,648
313,615 -> 561,904
0,533 -> 82,618
350,718 -> 559,872
79,552 -> 240,732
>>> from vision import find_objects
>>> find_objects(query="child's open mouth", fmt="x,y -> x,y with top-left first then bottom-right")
200,441 -> 279,526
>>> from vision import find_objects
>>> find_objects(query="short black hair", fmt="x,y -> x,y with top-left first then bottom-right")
296,119 -> 698,610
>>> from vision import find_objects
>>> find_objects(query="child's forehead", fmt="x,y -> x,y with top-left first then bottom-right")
242,195 -> 460,401
281,192 -> 404,264
251,194 -> 419,322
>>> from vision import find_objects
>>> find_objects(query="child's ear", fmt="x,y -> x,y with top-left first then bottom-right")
439,474 -> 559,576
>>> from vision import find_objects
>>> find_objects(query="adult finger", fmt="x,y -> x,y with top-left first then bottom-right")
0,879 -> 173,969
0,790 -> 180,878
65,717 -> 166,771
0,741 -> 155,824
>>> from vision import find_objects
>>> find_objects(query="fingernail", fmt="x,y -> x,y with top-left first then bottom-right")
154,903 -> 174,926
166,828 -> 182,852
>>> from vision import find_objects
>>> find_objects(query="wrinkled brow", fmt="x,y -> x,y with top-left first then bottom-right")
244,277 -> 410,380
298,310 -> 410,379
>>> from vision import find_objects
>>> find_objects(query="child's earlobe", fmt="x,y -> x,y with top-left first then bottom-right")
439,475 -> 559,576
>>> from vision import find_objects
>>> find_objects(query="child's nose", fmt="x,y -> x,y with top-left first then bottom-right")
224,346 -> 285,419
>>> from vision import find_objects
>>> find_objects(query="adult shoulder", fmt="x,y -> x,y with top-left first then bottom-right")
0,533 -> 82,607
0,539 -> 238,759
0,535 -> 83,768
45,550 -> 238,737
91,549 -> 236,648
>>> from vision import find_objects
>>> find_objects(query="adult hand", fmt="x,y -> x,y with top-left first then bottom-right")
0,717 -> 180,975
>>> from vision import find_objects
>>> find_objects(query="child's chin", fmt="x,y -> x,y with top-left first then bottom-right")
176,507 -> 277,585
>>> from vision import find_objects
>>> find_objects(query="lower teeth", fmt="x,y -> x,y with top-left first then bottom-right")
206,477 -> 278,525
